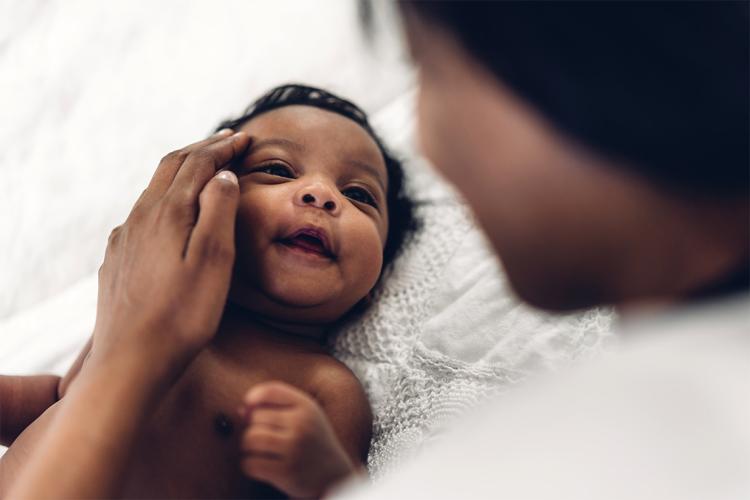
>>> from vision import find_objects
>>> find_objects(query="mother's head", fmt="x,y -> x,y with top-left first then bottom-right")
392,1 -> 749,310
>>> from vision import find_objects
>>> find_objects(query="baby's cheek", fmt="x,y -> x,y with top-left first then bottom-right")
235,188 -> 284,244
343,221 -> 384,293
234,206 -> 263,256
233,192 -> 279,277
237,188 -> 270,225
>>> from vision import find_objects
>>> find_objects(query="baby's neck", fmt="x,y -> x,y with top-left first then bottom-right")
210,301 -> 330,356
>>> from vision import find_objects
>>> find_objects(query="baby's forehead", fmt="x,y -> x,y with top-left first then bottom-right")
239,105 -> 387,172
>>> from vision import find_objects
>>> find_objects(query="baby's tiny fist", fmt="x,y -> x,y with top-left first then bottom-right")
236,404 -> 248,422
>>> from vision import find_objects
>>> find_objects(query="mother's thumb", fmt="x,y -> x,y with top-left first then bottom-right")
187,170 -> 240,268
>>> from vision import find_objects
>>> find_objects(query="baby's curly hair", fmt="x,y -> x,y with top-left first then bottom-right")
216,83 -> 417,275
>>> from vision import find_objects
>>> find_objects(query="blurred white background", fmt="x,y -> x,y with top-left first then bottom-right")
0,0 -> 414,321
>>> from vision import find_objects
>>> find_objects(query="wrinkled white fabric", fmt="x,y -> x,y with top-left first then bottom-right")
335,93 -> 613,476
336,294 -> 750,499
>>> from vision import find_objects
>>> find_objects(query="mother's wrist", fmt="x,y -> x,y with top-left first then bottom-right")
80,348 -> 183,422
87,327 -> 198,396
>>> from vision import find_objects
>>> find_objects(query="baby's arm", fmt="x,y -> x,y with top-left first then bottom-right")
0,375 -> 59,446
239,376 -> 372,498
57,336 -> 93,398
0,336 -> 92,446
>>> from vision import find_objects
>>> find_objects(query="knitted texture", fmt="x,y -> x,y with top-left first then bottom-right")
332,93 -> 614,477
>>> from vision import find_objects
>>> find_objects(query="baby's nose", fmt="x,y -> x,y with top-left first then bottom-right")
295,183 -> 340,215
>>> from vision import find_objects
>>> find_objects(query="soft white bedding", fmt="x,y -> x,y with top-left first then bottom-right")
333,92 -> 613,476
0,0 -> 613,469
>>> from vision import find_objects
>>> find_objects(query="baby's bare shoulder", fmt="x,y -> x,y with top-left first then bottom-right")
304,356 -> 373,461
306,357 -> 366,403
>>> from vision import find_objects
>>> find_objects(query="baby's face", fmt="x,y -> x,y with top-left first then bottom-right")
228,105 -> 389,324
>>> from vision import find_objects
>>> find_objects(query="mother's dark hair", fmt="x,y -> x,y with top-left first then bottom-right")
391,1 -> 749,198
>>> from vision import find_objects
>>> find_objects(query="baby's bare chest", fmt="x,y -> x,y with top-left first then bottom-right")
2,349 -> 323,499
121,349 -> 321,498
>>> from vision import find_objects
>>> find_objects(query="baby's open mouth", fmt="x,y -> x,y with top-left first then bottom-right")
278,228 -> 336,259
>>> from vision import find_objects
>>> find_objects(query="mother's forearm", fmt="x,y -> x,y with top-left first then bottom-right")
7,131 -> 246,499
0,375 -> 60,447
6,348 -> 180,499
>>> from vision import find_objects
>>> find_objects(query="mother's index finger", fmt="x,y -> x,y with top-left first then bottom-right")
166,131 -> 251,205
138,129 -> 235,208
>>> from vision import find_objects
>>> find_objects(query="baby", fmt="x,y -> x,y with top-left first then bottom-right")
0,84 -> 415,498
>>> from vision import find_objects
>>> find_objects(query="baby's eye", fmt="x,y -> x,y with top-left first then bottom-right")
342,186 -> 377,208
249,163 -> 295,178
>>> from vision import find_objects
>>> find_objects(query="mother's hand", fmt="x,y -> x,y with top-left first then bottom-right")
92,129 -> 250,374
8,129 -> 250,499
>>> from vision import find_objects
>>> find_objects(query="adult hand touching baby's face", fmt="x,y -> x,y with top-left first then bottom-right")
91,129 -> 250,377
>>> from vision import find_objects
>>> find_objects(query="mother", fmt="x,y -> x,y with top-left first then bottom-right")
10,1 -> 749,498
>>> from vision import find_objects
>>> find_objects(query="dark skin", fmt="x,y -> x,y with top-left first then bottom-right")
1,107 -> 390,498
4,126 -> 249,498
0,375 -> 60,447
1,318 -> 370,498
0,338 -> 91,449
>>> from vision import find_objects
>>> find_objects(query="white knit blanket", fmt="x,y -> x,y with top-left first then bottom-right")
334,93 -> 613,477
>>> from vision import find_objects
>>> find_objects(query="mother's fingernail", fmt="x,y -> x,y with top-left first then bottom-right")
216,170 -> 238,185
214,128 -> 233,137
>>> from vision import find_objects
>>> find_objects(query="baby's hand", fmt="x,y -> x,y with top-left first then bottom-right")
239,381 -> 357,498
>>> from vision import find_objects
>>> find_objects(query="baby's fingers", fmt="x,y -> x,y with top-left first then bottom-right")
242,428 -> 288,456
246,408 -> 290,430
244,381 -> 310,410
240,454 -> 286,488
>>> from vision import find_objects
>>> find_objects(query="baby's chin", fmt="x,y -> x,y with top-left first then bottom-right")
227,278 -> 361,325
